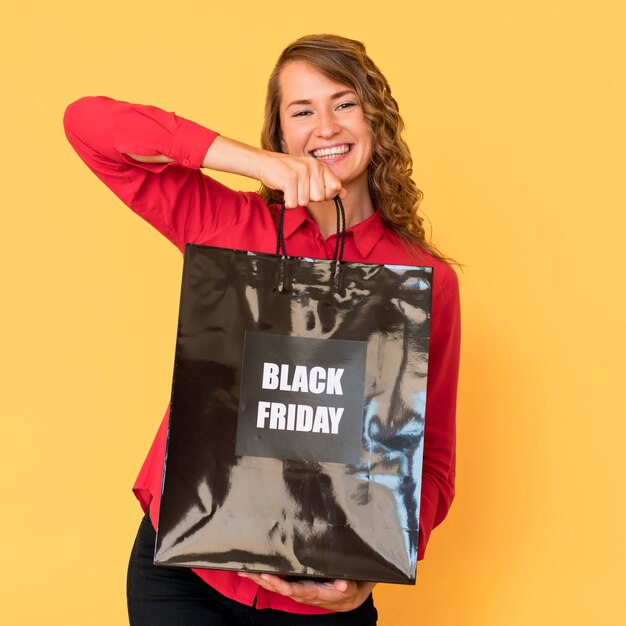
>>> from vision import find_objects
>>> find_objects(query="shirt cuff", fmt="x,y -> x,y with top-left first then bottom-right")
170,115 -> 220,169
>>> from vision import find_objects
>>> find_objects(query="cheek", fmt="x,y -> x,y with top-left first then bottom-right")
282,127 -> 309,154
359,131 -> 374,161
352,119 -> 373,152
363,120 -> 374,157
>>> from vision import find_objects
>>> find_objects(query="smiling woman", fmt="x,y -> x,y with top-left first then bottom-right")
259,35 -> 450,262
63,32 -> 461,626
277,61 -> 374,229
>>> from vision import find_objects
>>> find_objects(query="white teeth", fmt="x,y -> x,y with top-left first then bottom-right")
312,145 -> 350,158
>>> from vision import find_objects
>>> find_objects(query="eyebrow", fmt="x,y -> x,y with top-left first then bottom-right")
286,90 -> 356,109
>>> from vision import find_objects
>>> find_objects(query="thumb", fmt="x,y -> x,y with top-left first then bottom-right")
333,579 -> 349,592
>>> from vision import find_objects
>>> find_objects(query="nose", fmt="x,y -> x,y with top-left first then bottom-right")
315,110 -> 341,139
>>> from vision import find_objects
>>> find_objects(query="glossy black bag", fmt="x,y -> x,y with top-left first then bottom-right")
155,199 -> 433,584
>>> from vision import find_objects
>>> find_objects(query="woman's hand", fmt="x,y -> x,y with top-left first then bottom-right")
254,150 -> 347,209
237,572 -> 376,612
201,136 -> 346,209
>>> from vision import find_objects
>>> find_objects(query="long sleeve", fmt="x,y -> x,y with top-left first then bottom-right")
63,96 -> 253,251
417,262 -> 461,559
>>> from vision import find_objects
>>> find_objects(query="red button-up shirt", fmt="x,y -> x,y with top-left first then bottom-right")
63,96 -> 461,614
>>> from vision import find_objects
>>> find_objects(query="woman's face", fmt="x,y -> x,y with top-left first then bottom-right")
278,60 -> 373,192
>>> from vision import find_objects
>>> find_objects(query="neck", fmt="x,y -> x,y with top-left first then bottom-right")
307,179 -> 375,239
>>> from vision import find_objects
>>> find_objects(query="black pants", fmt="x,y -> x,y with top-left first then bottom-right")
127,511 -> 378,625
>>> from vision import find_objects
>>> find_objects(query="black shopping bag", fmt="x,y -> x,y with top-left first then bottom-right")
155,199 -> 433,584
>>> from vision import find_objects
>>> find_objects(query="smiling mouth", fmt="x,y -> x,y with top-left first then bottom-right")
310,144 -> 352,159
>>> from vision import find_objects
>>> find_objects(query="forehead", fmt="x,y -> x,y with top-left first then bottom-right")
278,60 -> 354,106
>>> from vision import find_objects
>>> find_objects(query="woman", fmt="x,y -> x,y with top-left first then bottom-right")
64,33 -> 460,626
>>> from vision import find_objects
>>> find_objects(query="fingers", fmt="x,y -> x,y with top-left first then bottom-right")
264,153 -> 346,208
282,171 -> 299,209
238,572 -> 362,611
297,171 -> 310,208
309,165 -> 326,203
285,163 -> 344,208
238,572 -> 297,598
333,579 -> 349,592
322,167 -> 344,201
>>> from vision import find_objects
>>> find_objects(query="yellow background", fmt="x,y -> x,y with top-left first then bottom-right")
1,1 -> 625,624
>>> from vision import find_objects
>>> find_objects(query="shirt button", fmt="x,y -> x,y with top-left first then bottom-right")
182,158 -> 191,167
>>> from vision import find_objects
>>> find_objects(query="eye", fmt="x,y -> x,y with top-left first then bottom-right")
336,101 -> 357,111
292,110 -> 312,118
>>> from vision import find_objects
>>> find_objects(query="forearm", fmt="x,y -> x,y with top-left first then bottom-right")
127,135 -> 264,180
201,135 -> 265,179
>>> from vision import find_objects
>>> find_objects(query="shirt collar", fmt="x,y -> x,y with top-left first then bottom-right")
349,208 -> 386,258
280,203 -> 386,258
281,205 -> 309,240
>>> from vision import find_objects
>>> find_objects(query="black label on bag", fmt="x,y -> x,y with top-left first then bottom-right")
236,333 -> 367,464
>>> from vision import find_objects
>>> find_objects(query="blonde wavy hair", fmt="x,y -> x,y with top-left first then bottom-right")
259,33 -> 451,264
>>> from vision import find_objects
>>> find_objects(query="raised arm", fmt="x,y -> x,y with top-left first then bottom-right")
63,96 -> 244,250
63,96 -> 344,251
127,133 -> 347,209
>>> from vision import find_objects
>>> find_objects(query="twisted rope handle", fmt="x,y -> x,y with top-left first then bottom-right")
276,196 -> 346,261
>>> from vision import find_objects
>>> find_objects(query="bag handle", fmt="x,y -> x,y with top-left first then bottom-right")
276,195 -> 346,262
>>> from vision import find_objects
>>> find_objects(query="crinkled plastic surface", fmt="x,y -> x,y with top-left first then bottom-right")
155,244 -> 432,584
